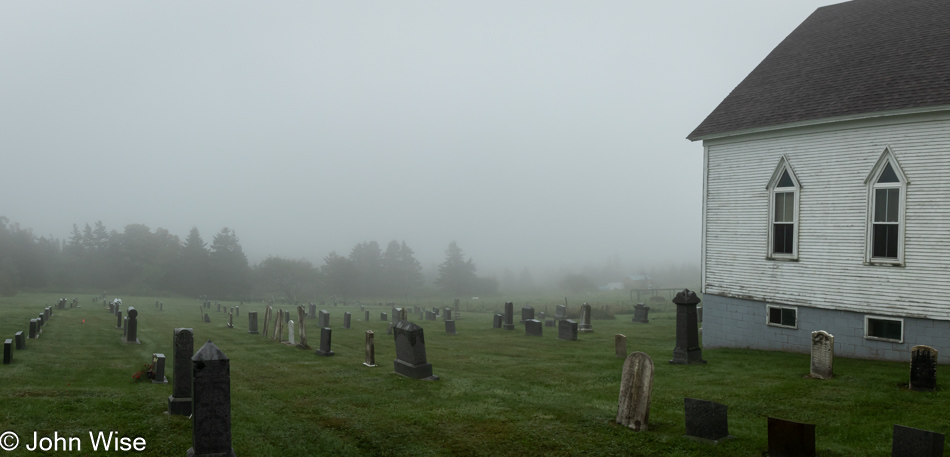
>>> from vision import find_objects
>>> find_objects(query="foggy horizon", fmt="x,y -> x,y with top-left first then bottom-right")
0,1 -> 844,283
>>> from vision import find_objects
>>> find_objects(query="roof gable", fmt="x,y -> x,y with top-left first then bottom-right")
688,0 -> 950,141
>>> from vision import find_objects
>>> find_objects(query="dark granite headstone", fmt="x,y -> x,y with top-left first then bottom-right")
125,307 -> 140,344
319,310 -> 330,328
633,304 -> 650,323
444,308 -> 452,321
188,341 -> 236,457
364,330 -> 376,367
393,321 -> 437,380
426,311 -> 436,321
521,306 -> 534,323
670,289 -> 705,365
555,304 -> 567,320
557,319 -> 578,341
248,311 -> 259,334
152,353 -> 168,384
545,318 -> 555,327
684,398 -> 729,441
767,417 -> 816,457
343,312 -> 351,329
381,312 -> 388,322
315,327 -> 334,356
386,322 -> 394,335
493,314 -> 503,328
309,303 -> 317,318
3,339 -> 11,364
14,331 -> 24,350
892,424 -> 944,457
203,313 -> 211,323
910,345 -> 937,392
168,328 -> 194,416
116,310 -> 123,329
503,302 -> 515,330
525,319 -> 542,337
538,312 -> 545,320
29,319 -> 37,339
445,319 -> 457,335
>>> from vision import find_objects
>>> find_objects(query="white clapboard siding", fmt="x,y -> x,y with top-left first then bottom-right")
704,115 -> 950,320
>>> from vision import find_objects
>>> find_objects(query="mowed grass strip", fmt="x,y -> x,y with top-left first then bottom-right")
0,293 -> 947,456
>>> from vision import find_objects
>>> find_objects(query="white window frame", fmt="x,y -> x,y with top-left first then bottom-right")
864,146 -> 908,266
765,304 -> 798,329
864,315 -> 904,343
766,155 -> 801,260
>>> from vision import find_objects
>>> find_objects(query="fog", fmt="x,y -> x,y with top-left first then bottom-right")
0,1 -> 841,283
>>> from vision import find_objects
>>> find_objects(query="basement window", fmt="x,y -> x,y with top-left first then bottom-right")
766,305 -> 797,329
865,316 -> 903,343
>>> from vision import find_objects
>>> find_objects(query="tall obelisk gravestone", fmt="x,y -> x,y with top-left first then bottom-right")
670,289 -> 706,365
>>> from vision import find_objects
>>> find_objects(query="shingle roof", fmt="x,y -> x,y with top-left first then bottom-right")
687,0 -> 950,141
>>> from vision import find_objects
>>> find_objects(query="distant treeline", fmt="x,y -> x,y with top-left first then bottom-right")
0,217 -> 498,300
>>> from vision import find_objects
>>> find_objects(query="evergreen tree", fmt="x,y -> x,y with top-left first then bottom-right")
177,227 -> 210,296
435,241 -> 477,296
208,227 -> 250,299
322,251 -> 358,301
349,241 -> 382,297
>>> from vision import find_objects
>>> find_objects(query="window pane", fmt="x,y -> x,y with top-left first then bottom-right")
885,188 -> 899,222
874,188 -> 887,222
777,170 -> 794,188
784,193 -> 795,222
781,308 -> 796,327
769,307 -> 782,324
877,162 -> 899,183
775,193 -> 786,222
773,224 -> 793,254
872,224 -> 898,258
868,318 -> 901,340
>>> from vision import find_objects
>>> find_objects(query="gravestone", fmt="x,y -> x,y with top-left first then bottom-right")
234,305 -> 238,317
109,303 -> 115,314
364,310 -> 370,322
343,312 -> 351,329
151,353 -> 168,384
125,307 -> 140,344
633,304 -> 650,323
381,312 -> 388,321
616,352 -> 654,431
444,308 -> 452,321
810,331 -> 834,379
503,302 -> 515,330
284,309 -> 290,323
297,305 -> 310,349
160,303 -> 164,311
426,311 -> 436,321
364,330 -> 376,367
38,313 -> 44,331
309,303 -> 316,318
315,327 -> 334,356
2,339 -> 11,364
14,331 -> 25,350
615,334 -> 627,358
910,345 -> 938,392
684,398 -> 730,442
203,313 -> 211,323
168,328 -> 194,415
288,320 -> 296,345
493,314 -> 503,329
319,310 -> 330,328
767,417 -> 816,457
248,311 -> 259,334
29,319 -> 37,339
45,307 -> 51,322
188,341 -> 236,457
545,318 -> 555,327
116,310 -> 123,329
555,304 -> 567,320
578,303 -> 593,332
525,319 -> 542,337
892,424 -> 944,457
538,312 -> 545,320
216,303 -> 221,313
387,322 -> 394,335
445,320 -> 457,335
227,310 -> 234,329
393,321 -> 438,380
521,306 -> 534,323
274,310 -> 284,341
558,319 -> 578,341
262,306 -> 272,338
124,316 -> 128,337
670,289 -> 706,365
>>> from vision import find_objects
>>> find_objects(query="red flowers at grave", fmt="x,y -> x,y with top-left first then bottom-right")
132,363 -> 154,382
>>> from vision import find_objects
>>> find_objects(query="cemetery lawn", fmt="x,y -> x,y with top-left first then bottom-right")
1,294 -> 947,456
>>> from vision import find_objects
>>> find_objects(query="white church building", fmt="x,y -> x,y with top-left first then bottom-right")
688,0 -> 950,362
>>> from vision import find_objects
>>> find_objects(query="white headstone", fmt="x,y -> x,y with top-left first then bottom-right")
810,330 -> 834,379
288,320 -> 296,345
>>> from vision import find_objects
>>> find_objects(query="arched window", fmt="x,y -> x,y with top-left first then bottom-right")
865,147 -> 907,265
767,156 -> 801,260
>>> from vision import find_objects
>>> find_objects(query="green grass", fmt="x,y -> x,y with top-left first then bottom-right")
0,293 -> 947,456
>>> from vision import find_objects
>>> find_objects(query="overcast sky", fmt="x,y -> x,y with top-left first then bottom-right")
0,1 -> 844,277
